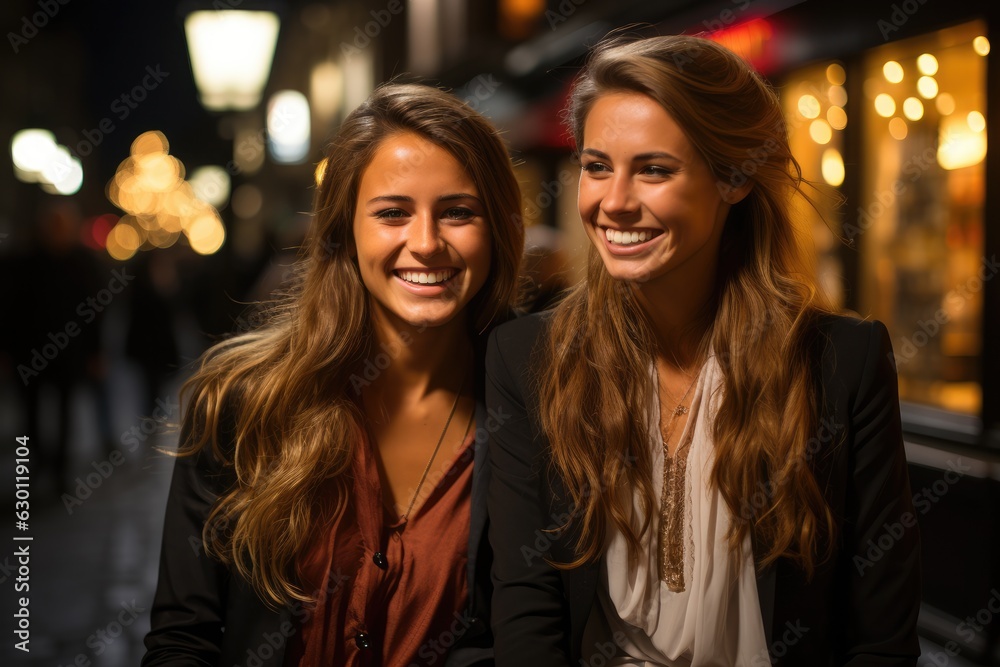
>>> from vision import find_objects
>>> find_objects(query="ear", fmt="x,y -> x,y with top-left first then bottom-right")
726,181 -> 753,205
717,180 -> 753,205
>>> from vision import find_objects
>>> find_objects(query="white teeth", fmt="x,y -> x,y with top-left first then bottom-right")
604,228 -> 653,246
398,270 -> 454,285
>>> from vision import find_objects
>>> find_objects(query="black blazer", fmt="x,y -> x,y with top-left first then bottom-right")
485,311 -> 921,666
142,343 -> 495,666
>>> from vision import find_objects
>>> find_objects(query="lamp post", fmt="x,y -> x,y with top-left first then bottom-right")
183,9 -> 281,111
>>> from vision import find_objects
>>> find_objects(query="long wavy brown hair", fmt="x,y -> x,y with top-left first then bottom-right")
177,83 -> 524,606
540,35 -> 836,576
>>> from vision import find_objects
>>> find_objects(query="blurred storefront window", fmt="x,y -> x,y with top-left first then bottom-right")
780,61 -> 850,310
781,21 -> 987,416
858,21 -> 987,415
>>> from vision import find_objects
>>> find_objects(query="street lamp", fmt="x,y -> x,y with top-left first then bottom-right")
184,10 -> 280,111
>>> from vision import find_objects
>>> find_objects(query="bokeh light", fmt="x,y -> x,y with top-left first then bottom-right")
825,63 -> 846,86
105,130 -> 226,258
821,148 -> 845,187
828,86 -> 847,108
938,116 -> 987,170
967,111 -> 986,133
189,166 -> 231,208
882,61 -> 904,83
798,94 -> 821,119
827,106 -> 848,130
917,76 -> 939,99
902,97 -> 924,121
809,119 -> 833,144
916,54 -> 939,76
874,94 -> 896,118
889,117 -> 908,140
11,128 -> 83,194
936,93 -> 956,115
231,184 -> 263,219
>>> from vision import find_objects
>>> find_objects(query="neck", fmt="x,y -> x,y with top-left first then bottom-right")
361,309 -> 474,408
634,260 -> 717,372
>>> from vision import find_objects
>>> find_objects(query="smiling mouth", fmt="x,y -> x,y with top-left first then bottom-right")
393,269 -> 458,285
601,226 -> 664,246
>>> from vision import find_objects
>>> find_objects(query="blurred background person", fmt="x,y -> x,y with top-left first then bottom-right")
7,200 -> 113,495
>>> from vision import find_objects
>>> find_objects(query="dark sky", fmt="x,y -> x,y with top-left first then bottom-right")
2,0 -> 241,212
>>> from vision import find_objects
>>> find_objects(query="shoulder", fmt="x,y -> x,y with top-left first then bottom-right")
487,311 -> 552,368
490,309 -> 551,346
814,312 -> 886,346
812,313 -> 896,415
484,310 -> 553,403
814,312 -> 891,368
174,387 -> 241,489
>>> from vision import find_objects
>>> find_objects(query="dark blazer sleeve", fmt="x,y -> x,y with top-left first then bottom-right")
838,320 -> 921,665
142,411 -> 233,666
486,316 -> 573,666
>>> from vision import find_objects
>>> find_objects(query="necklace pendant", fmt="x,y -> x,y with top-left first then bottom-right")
674,405 -> 689,416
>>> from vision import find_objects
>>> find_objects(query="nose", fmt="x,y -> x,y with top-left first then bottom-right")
600,172 -> 640,217
408,211 -> 445,257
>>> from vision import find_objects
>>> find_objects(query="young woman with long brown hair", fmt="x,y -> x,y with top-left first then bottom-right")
142,83 -> 523,666
486,36 -> 920,665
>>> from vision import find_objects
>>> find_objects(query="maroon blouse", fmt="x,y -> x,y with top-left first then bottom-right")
285,426 -> 475,666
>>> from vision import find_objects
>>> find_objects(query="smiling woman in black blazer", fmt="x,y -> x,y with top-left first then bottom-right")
142,83 -> 523,666
486,35 -> 921,666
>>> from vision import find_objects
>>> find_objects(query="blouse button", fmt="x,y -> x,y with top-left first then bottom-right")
355,632 -> 371,650
372,551 -> 388,569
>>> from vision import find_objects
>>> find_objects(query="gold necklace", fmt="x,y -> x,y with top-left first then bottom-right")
399,373 -> 470,523
657,367 -> 700,590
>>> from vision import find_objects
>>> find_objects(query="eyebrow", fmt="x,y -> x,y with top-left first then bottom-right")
581,148 -> 682,162
366,193 -> 482,205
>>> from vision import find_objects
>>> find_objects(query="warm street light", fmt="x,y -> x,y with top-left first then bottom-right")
267,90 -> 310,164
184,10 -> 280,111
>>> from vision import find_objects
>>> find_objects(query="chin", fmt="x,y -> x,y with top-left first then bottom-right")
596,256 -> 654,284
398,308 -> 463,330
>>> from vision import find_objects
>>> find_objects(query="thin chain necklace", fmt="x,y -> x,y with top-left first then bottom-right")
399,372 -> 470,523
657,365 -> 701,590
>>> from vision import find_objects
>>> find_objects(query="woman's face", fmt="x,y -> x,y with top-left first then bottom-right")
352,132 -> 492,331
578,91 -> 742,286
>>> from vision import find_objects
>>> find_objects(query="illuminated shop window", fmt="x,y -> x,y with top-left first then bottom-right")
779,61 -> 850,309
858,21 -> 987,415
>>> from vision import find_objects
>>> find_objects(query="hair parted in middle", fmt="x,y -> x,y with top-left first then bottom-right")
177,82 -> 524,607
539,34 -> 836,577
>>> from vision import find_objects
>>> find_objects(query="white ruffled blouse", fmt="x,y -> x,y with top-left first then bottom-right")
583,355 -> 770,666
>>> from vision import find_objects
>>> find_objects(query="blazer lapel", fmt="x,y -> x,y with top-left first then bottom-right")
466,370 -> 490,610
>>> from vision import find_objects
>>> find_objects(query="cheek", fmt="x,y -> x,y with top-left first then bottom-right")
469,230 -> 493,274
577,182 -> 600,214
455,228 -> 493,288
